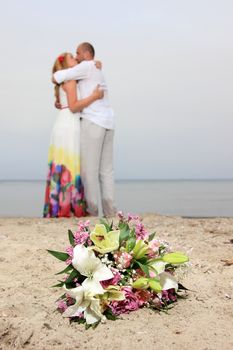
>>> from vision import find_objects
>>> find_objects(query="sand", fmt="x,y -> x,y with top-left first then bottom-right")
0,214 -> 233,350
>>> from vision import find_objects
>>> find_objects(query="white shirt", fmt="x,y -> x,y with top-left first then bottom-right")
54,60 -> 114,129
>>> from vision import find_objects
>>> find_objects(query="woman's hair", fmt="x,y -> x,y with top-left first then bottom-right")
52,52 -> 70,101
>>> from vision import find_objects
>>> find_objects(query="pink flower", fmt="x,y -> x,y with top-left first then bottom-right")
74,231 -> 90,245
114,251 -> 132,269
151,294 -> 162,308
73,220 -> 90,245
127,213 -> 139,222
66,246 -> 74,256
65,246 -> 73,265
135,222 -> 149,240
57,300 -> 67,313
148,239 -> 160,258
127,213 -> 134,221
161,289 -> 177,303
110,287 -> 139,315
134,289 -> 152,306
117,211 -> 125,220
101,268 -> 121,288
77,220 -> 90,230
133,268 -> 146,280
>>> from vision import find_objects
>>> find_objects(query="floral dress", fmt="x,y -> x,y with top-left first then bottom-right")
43,86 -> 86,217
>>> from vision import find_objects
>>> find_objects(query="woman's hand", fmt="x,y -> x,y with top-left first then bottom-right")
55,99 -> 62,109
95,60 -> 102,69
92,85 -> 104,100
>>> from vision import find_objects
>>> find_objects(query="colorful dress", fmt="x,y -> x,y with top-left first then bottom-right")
43,86 -> 86,217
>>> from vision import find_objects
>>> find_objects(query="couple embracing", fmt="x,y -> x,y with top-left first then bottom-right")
43,42 -> 116,218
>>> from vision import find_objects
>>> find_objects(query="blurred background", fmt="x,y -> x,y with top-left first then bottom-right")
0,0 -> 232,216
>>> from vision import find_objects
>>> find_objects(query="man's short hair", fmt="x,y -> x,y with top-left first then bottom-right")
80,42 -> 95,58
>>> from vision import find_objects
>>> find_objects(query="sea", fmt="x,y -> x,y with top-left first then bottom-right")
0,180 -> 232,218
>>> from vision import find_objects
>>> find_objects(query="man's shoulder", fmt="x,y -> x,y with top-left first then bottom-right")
80,60 -> 95,67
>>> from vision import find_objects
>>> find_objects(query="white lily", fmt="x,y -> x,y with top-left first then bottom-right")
72,244 -> 113,294
159,272 -> 178,291
63,285 -> 104,324
149,261 -> 178,291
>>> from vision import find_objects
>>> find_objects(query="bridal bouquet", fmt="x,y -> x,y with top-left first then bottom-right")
48,212 -> 189,328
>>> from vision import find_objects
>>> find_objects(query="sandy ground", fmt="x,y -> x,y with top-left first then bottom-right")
0,214 -> 233,350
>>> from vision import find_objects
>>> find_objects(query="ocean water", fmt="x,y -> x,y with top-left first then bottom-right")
0,180 -> 232,218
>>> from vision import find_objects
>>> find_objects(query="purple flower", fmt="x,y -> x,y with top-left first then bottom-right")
101,268 -> 121,288
65,246 -> 73,265
57,300 -> 67,313
72,220 -> 91,245
135,222 -> 149,240
117,211 -> 126,221
110,287 -> 139,315
74,231 -> 90,245
134,289 -> 152,306
113,251 -> 132,269
77,220 -> 90,230
161,289 -> 177,303
127,213 -> 139,222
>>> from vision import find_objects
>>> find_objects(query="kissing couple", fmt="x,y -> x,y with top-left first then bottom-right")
43,42 -> 116,218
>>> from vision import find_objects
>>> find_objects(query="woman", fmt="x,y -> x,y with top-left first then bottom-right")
43,53 -> 103,218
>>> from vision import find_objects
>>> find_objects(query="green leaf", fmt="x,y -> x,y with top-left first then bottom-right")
65,269 -> 79,284
132,277 -> 149,289
55,264 -> 73,275
126,236 -> 136,252
68,230 -> 75,246
162,252 -> 189,264
148,278 -> 162,292
178,283 -> 190,291
148,232 -> 156,241
104,309 -> 118,321
118,221 -> 127,230
56,293 -> 66,302
109,220 -> 113,230
99,218 -> 111,232
47,250 -> 69,261
136,261 -> 150,277
119,226 -> 130,243
136,257 -> 148,264
51,281 -> 64,288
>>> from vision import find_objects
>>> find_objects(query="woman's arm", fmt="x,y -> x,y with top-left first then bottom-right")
63,80 -> 104,113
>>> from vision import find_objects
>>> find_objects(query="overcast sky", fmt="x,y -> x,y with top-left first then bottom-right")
0,0 -> 233,180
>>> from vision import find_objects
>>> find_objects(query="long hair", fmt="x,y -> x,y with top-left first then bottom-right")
52,52 -> 70,101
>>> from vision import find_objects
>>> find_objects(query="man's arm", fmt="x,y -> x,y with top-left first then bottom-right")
53,61 -> 91,84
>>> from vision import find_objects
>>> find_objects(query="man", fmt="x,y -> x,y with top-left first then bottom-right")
53,42 -> 116,217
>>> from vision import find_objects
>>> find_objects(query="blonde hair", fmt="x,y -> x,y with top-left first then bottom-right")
52,52 -> 70,101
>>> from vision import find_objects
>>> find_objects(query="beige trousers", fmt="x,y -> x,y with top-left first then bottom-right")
80,118 -> 116,217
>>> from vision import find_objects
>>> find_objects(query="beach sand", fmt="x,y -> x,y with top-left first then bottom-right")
0,214 -> 233,350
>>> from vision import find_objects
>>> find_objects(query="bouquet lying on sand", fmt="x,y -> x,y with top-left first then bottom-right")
48,212 -> 189,328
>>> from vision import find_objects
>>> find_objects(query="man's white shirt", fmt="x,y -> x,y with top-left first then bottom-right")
54,60 -> 114,130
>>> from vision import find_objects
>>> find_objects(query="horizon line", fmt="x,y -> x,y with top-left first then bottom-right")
0,178 -> 233,182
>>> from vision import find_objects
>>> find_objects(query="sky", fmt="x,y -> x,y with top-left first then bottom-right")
0,0 -> 233,180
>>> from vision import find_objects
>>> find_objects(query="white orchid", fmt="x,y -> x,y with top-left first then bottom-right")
63,284 -> 104,324
72,244 -> 113,294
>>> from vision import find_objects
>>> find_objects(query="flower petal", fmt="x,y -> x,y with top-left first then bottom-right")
84,306 -> 101,324
90,226 -> 120,254
150,261 -> 166,275
72,244 -> 99,276
64,285 -> 84,303
93,264 -> 113,282
159,272 -> 178,291
82,278 -> 105,295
